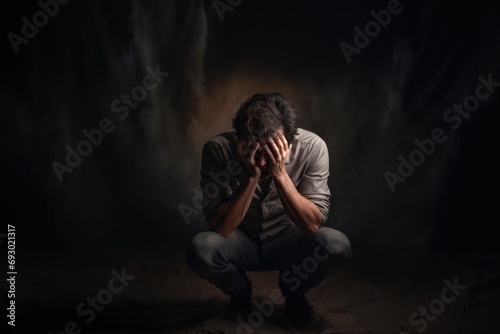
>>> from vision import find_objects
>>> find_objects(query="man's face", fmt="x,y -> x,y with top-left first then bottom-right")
253,129 -> 286,173
254,144 -> 268,171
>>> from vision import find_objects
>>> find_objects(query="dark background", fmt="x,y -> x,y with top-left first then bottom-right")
1,0 -> 499,332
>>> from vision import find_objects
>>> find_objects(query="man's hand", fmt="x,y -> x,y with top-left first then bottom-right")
266,132 -> 323,235
237,139 -> 261,179
208,139 -> 261,237
263,132 -> 290,180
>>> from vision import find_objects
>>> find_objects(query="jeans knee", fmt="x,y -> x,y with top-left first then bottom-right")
185,231 -> 225,272
316,227 -> 352,258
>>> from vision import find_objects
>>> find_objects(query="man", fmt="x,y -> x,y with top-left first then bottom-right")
186,92 -> 351,327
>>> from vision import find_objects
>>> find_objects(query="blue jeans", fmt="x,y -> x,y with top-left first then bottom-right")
185,225 -> 352,296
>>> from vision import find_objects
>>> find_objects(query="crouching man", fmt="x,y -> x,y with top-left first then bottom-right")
186,92 -> 352,327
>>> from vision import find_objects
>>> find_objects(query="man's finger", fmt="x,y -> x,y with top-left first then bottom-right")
278,133 -> 288,151
239,140 -> 254,156
266,140 -> 281,162
278,133 -> 289,158
275,134 -> 288,158
250,142 -> 260,159
273,136 -> 286,160
263,144 -> 278,164
244,142 -> 258,160
272,134 -> 284,155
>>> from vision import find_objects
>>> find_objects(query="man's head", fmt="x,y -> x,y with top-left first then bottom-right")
232,92 -> 299,145
232,92 -> 299,172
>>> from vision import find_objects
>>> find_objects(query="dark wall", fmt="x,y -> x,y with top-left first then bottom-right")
1,0 -> 499,265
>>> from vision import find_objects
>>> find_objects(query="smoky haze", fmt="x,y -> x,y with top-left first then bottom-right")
1,0 -> 499,262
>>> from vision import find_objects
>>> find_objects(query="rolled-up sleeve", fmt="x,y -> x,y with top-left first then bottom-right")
199,141 -> 232,222
296,139 -> 331,224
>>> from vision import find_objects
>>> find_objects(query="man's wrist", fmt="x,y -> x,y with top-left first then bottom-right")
272,171 -> 289,185
247,173 -> 261,183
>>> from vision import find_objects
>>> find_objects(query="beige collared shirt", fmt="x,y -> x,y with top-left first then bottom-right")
200,128 -> 331,240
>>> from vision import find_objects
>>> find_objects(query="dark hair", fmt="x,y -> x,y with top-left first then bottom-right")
232,92 -> 299,144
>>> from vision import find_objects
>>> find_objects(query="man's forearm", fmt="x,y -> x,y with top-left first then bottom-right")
274,174 -> 323,234
207,174 -> 259,238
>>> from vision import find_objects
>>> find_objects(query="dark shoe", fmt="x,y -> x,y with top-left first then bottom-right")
284,292 -> 314,327
220,277 -> 252,320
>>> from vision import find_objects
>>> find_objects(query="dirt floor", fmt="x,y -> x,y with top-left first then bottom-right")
6,247 -> 500,334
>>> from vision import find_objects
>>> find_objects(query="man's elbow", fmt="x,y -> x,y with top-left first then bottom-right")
208,218 -> 232,239
303,225 -> 319,235
300,218 -> 322,235
213,228 -> 232,238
